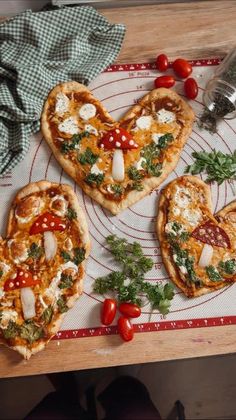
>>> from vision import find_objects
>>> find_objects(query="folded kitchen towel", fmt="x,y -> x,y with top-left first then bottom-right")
0,6 -> 125,174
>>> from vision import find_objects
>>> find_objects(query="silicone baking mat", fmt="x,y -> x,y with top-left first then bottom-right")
1,58 -> 236,340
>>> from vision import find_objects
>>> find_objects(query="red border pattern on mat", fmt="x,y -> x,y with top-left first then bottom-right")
105,58 -> 221,73
55,316 -> 236,340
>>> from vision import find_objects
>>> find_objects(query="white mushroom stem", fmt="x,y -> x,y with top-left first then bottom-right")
112,149 -> 125,182
44,231 -> 58,261
198,244 -> 213,267
20,287 -> 36,320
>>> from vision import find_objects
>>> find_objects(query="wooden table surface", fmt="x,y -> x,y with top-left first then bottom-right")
1,0 -> 236,378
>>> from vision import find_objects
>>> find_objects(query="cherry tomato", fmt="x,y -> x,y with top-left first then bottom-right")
172,58 -> 192,79
119,302 -> 141,318
118,317 -> 134,342
184,77 -> 198,100
154,75 -> 175,89
156,54 -> 169,72
101,299 -> 117,326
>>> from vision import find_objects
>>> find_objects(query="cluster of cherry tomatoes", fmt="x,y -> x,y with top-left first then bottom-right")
101,298 -> 141,342
154,54 -> 198,100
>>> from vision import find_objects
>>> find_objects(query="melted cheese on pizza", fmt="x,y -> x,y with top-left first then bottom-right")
163,178 -> 236,294
0,185 -> 86,351
45,90 -> 187,202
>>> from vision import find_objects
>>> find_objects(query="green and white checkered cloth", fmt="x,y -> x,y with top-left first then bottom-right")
0,6 -> 125,174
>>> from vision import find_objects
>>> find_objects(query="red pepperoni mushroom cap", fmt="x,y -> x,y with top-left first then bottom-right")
100,128 -> 138,150
30,212 -> 66,235
191,220 -> 231,249
4,269 -> 40,291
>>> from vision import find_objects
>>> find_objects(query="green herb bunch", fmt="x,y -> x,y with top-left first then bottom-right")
93,235 -> 174,315
185,150 -> 236,194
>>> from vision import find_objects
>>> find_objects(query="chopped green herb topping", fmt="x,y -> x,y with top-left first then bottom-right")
73,247 -> 86,265
28,243 -> 43,260
158,133 -> 174,149
57,297 -> 69,313
85,173 -> 104,187
206,265 -> 222,282
127,166 -> 144,181
218,259 -> 236,275
78,147 -> 98,165
141,141 -> 160,161
60,131 -> 89,154
59,273 -> 74,289
42,306 -> 53,324
93,235 -> 174,315
131,181 -> 144,191
110,184 -> 124,197
166,222 -> 190,243
171,242 -> 199,284
20,321 -> 44,344
2,320 -> 44,343
66,207 -> 77,221
0,270 -> 3,278
60,250 -> 71,263
60,247 -> 85,266
2,321 -> 19,340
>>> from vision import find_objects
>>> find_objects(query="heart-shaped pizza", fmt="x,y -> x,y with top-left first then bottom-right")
41,82 -> 194,214
157,175 -> 236,297
0,181 -> 90,359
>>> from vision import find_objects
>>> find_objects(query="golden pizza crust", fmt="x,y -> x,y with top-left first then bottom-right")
1,180 -> 90,359
157,175 -> 235,298
41,83 -> 194,215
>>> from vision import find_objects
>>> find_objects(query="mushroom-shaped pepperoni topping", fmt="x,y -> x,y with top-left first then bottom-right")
191,220 -> 231,249
4,269 -> 40,291
100,128 -> 138,182
30,212 -> 66,235
100,128 -> 138,150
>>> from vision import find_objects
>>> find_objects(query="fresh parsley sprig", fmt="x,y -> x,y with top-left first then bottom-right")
185,150 -> 236,194
93,235 -> 174,315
